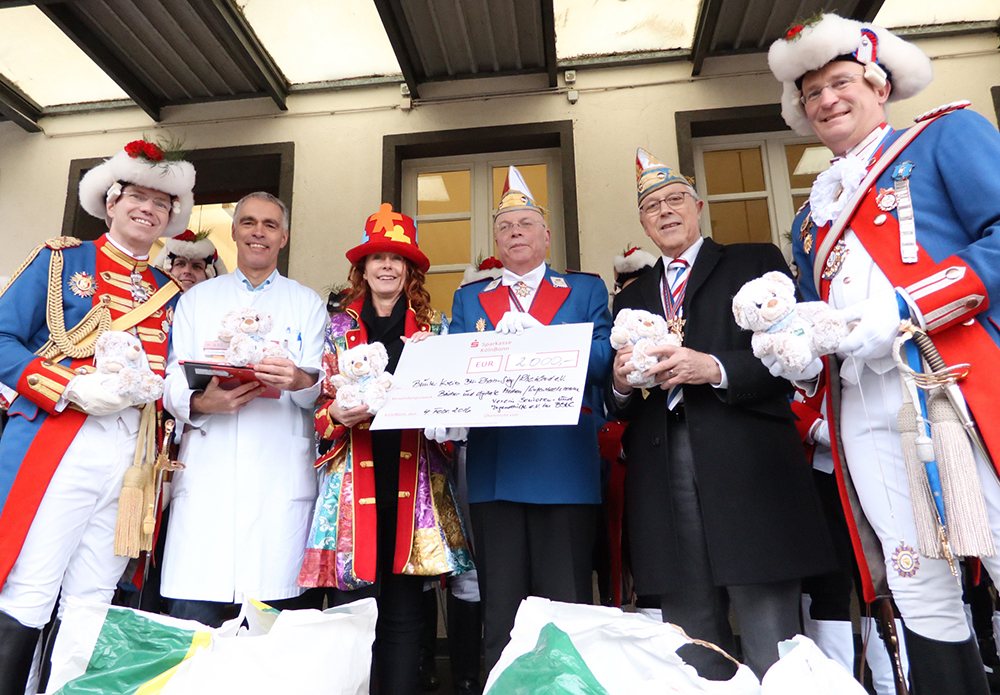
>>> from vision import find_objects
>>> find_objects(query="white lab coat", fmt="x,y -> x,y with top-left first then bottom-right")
161,272 -> 327,603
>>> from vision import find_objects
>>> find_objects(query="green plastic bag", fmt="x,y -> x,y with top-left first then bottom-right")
487,622 -> 610,695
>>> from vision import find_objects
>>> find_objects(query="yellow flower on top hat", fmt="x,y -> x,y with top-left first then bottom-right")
346,203 -> 430,272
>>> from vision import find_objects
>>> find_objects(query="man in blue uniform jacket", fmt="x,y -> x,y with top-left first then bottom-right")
0,140 -> 194,694
768,14 -> 1000,694
438,166 -> 612,670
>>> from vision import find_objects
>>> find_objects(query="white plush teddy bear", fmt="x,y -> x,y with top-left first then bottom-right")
732,271 -> 849,375
218,308 -> 289,367
93,330 -> 164,405
330,342 -> 394,414
610,308 -> 681,389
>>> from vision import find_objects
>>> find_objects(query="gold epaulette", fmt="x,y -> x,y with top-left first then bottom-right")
0,238 -> 76,302
44,236 -> 82,250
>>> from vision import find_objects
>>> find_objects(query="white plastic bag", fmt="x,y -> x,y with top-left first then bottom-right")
485,597 -> 762,695
760,635 -> 868,695
47,596 -> 377,695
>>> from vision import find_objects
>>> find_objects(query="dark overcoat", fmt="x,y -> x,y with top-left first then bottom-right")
608,239 -> 834,593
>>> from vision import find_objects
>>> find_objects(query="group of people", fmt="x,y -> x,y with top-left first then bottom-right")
2,12 -> 1000,695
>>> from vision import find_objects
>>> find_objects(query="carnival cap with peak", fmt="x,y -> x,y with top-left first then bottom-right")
79,139 -> 196,239
153,229 -> 228,278
635,148 -> 689,205
768,14 -> 933,136
346,203 -> 430,272
494,165 -> 544,220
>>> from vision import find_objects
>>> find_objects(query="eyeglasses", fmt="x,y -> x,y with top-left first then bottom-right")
495,219 -> 541,235
123,190 -> 172,214
799,73 -> 865,105
640,192 -> 694,217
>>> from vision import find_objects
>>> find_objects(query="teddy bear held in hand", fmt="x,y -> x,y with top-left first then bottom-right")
732,271 -> 849,374
218,308 -> 289,367
93,330 -> 164,405
610,308 -> 681,389
330,342 -> 394,415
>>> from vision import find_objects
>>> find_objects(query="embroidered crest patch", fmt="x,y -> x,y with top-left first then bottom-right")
891,542 -> 920,578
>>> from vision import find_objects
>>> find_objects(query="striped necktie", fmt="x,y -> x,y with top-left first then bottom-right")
663,259 -> 689,411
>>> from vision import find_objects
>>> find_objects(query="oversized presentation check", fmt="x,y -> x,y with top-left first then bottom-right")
370,322 -> 593,430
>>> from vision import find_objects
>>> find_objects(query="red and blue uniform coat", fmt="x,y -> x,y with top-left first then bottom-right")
792,106 -> 1000,601
0,235 -> 179,590
449,266 -> 613,505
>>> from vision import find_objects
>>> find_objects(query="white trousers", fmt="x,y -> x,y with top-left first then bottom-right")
840,366 -> 1000,641
0,414 -> 136,628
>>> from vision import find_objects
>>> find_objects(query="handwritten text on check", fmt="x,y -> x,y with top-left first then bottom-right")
370,322 -> 593,430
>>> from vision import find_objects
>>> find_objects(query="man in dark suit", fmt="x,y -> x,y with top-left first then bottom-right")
443,166 -> 613,672
607,149 -> 834,680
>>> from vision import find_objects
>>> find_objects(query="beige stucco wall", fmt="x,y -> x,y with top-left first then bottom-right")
1,32 -> 997,300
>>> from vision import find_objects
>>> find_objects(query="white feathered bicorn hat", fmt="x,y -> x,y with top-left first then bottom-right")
78,139 -> 196,239
768,14 -> 933,136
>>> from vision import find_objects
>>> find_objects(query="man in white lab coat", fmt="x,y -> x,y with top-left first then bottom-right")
161,191 -> 327,626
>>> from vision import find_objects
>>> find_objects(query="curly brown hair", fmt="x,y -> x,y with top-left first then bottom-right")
341,256 -> 434,327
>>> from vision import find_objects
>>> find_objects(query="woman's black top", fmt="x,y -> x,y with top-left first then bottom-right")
359,295 -> 406,512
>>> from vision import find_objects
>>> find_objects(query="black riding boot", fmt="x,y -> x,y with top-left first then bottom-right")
418,589 -> 440,691
448,593 -> 483,695
904,624 -> 990,695
0,610 -> 42,695
37,617 -> 61,693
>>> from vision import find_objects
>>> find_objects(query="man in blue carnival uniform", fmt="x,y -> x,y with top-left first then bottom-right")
0,141 -> 194,693
432,166 -> 613,671
768,14 -> 1000,692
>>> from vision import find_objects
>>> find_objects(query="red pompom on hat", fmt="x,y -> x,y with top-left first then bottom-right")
346,203 -> 430,272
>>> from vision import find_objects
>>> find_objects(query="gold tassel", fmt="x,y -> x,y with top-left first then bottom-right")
140,409 -> 157,551
114,464 -> 145,558
114,405 -> 155,558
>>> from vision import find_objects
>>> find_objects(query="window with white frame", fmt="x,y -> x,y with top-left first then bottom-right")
401,148 -> 564,315
692,132 -> 832,261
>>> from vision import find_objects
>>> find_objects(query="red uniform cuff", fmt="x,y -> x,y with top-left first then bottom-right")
904,257 -> 988,334
17,357 -> 78,415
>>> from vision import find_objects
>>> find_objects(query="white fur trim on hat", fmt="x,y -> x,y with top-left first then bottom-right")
461,265 -> 504,287
769,14 -> 933,135
153,237 -> 227,278
614,248 -> 657,275
78,148 -> 196,238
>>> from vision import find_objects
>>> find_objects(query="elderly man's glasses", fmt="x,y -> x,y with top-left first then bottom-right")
800,73 -> 865,105
640,192 -> 693,217
495,219 -> 541,235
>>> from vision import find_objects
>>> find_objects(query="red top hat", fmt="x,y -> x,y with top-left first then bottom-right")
346,203 -> 430,272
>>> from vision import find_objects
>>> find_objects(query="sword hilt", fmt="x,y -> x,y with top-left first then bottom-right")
909,328 -> 947,372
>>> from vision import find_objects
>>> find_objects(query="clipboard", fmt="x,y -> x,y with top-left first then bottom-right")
179,360 -> 280,399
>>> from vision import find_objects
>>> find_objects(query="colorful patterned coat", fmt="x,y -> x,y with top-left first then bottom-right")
298,297 -> 473,590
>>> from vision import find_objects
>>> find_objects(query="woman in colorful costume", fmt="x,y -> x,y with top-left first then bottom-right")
298,203 -> 472,695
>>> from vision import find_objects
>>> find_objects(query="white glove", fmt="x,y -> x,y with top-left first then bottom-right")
837,292 -> 903,360
494,311 -> 543,334
423,426 -> 469,443
63,373 -> 133,417
761,353 -> 824,382
809,419 -> 832,448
